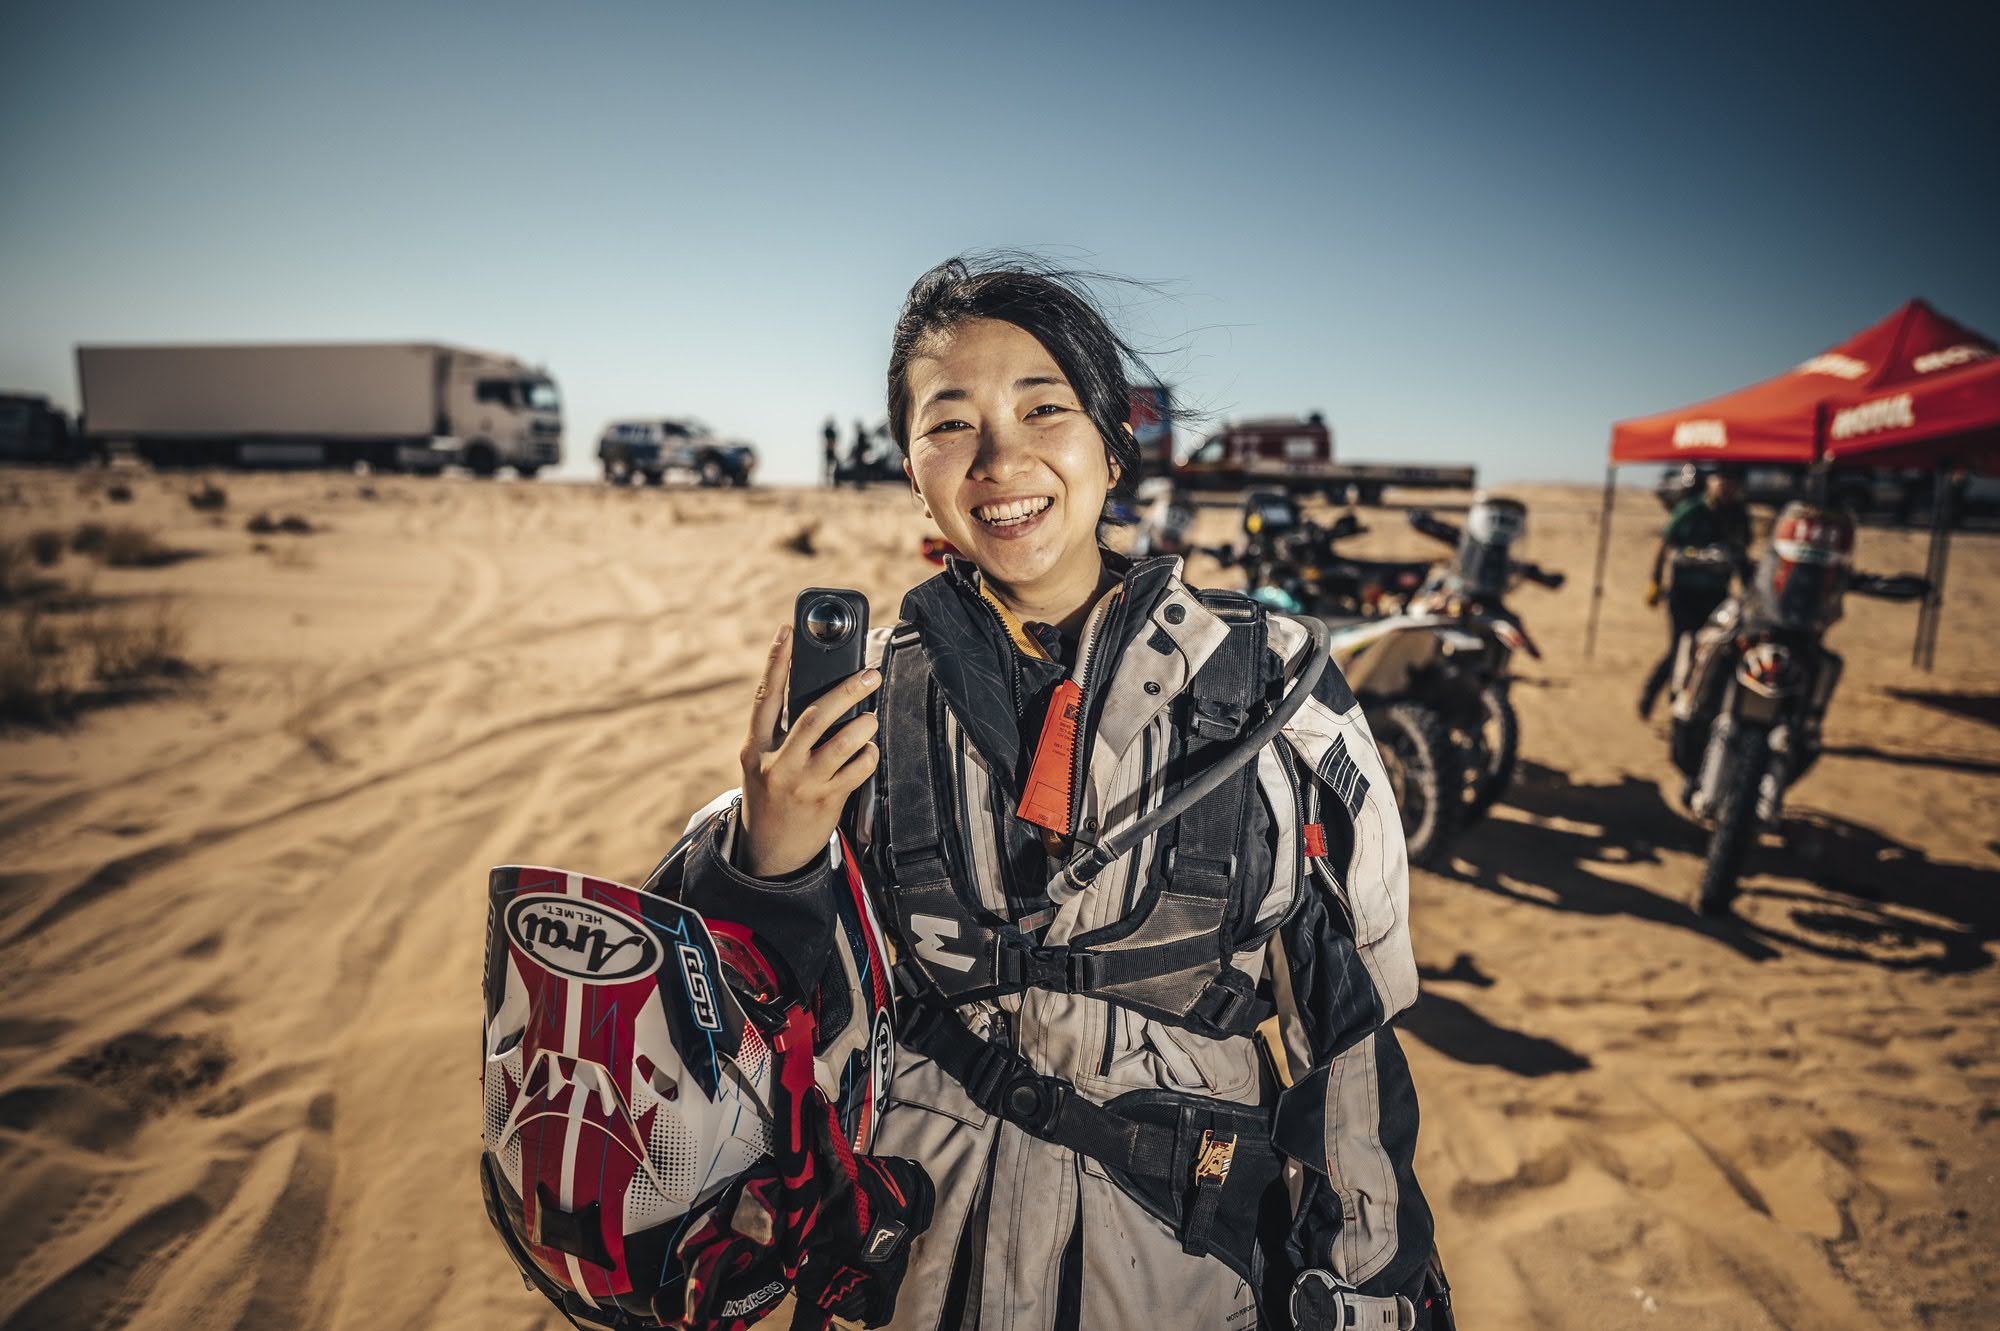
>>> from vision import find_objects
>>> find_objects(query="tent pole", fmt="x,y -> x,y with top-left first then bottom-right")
1583,464 -> 1617,660
1913,470 -> 1953,671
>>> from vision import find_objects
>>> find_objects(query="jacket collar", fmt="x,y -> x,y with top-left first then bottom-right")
899,550 -> 1185,790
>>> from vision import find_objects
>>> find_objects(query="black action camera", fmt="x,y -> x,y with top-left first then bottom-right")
788,587 -> 871,746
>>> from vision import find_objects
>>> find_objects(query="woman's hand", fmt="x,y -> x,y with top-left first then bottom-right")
737,626 -> 883,879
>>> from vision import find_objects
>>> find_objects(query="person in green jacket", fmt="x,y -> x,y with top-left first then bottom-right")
1638,466 -> 1751,718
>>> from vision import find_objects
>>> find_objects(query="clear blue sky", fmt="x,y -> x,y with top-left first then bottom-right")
3,1 -> 1994,484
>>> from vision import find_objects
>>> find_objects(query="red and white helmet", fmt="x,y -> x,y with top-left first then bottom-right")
480,807 -> 894,1329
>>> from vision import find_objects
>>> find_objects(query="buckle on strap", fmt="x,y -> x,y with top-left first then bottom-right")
1193,1130 -> 1236,1186
994,940 -> 1100,994
1289,1270 -> 1417,1331
1189,697 -> 1247,741
1189,976 -> 1265,1033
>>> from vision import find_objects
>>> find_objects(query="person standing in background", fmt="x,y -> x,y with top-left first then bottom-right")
1639,465 -> 1752,718
823,415 -> 840,485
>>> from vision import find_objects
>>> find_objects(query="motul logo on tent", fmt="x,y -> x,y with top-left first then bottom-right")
1798,353 -> 1868,380
1671,419 -> 1727,449
1912,344 -> 1991,375
1829,393 -> 1915,441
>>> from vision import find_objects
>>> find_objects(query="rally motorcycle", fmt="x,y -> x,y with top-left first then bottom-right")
1400,499 -> 1565,824
1169,492 -> 1461,865
1670,503 -> 1927,914
1194,489 -> 1431,619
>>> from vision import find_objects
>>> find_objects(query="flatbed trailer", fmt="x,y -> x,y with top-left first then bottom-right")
1129,387 -> 1475,503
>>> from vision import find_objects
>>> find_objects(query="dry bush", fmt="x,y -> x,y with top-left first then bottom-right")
0,540 -> 23,602
0,607 -> 71,723
84,602 -> 190,684
93,523 -> 181,563
778,523 -> 819,557
106,483 -> 133,503
187,482 -> 228,512
28,529 -> 66,567
69,522 -> 109,555
246,512 -> 277,534
0,633 -> 65,723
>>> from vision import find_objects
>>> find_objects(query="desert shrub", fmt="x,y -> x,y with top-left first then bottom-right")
88,524 -> 179,568
106,483 -> 133,503
187,482 -> 228,512
84,602 -> 189,684
0,609 -> 69,723
28,529 -> 65,567
70,522 -> 109,555
0,540 -> 22,601
778,524 -> 818,557
247,512 -> 314,536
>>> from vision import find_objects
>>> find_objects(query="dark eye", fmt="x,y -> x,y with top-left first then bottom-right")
1027,403 -> 1067,418
925,418 -> 971,436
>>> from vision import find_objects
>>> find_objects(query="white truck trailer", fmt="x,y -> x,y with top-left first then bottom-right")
75,342 -> 562,476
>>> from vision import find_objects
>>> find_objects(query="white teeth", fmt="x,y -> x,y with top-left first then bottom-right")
973,496 -> 1053,526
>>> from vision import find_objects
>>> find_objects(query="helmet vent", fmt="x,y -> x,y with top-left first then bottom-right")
650,1109 -> 701,1200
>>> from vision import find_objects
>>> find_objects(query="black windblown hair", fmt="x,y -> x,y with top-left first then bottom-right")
887,254 -> 1171,511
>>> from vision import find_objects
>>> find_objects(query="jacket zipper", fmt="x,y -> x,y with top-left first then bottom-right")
1064,588 -> 1121,839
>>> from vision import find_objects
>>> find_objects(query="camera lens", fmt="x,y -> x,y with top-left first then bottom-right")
803,597 -> 854,646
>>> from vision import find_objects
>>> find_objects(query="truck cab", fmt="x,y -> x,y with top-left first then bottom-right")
447,355 -> 562,477
0,393 -> 87,465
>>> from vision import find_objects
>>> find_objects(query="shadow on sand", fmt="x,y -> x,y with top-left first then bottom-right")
1400,954 -> 1592,1077
1444,760 -> 1996,976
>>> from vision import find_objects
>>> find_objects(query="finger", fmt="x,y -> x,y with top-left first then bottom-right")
746,626 -> 791,753
806,710 -> 879,779
782,667 -> 882,754
827,739 -> 881,796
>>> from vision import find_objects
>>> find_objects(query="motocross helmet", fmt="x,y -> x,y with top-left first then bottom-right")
480,805 -> 894,1330
1458,494 -> 1528,598
1754,501 -> 1855,632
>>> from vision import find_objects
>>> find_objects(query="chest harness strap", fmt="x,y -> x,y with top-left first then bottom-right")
878,595 -> 1277,1038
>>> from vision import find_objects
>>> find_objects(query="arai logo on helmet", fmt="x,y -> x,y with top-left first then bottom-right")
504,893 -> 662,985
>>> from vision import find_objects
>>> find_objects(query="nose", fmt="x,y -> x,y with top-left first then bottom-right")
971,416 -> 1035,484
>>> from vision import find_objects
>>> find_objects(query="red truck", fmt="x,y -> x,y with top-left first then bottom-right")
1129,385 -> 1476,505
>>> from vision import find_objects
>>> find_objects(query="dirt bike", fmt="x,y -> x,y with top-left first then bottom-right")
1401,501 -> 1564,825
1196,493 -> 1474,866
1318,613 -> 1490,868
1669,504 -> 1927,914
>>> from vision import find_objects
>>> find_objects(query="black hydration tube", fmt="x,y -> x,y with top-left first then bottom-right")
1050,614 -> 1333,896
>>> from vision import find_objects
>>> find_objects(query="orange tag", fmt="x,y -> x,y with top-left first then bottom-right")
1018,679 -> 1082,835
1302,823 -> 1327,858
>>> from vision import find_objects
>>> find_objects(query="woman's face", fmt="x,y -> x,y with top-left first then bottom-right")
902,318 -> 1117,598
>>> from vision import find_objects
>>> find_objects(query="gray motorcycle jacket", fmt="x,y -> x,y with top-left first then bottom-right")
681,554 -> 1435,1330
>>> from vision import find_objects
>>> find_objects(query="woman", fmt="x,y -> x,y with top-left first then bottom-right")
683,257 -> 1445,1330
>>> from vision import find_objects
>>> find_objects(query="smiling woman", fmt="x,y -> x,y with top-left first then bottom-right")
658,254 -> 1453,1331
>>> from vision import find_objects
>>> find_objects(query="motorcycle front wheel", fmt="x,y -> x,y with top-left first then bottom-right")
1696,725 -> 1770,916
1463,683 -> 1519,825
1370,701 -> 1458,868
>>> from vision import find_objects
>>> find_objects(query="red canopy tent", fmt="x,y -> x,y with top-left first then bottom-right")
1585,300 -> 2000,668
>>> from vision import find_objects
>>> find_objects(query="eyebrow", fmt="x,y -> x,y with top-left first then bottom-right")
919,375 -> 1069,414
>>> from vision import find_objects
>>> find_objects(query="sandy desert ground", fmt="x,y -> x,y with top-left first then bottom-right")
0,468 -> 1993,1330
